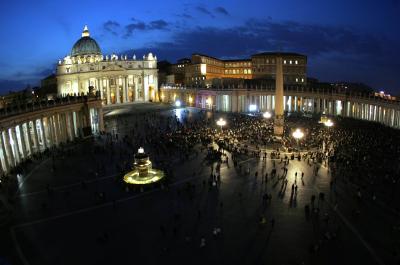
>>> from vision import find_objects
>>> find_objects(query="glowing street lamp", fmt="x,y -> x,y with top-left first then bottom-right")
216,118 -> 226,131
263,111 -> 272,119
324,119 -> 334,127
292,128 -> 304,150
175,100 -> 181,107
292,128 -> 304,140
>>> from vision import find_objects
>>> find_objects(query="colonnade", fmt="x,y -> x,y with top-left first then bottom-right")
0,101 -> 103,174
161,88 -> 400,129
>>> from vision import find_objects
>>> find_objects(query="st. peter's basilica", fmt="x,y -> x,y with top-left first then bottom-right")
56,26 -> 158,104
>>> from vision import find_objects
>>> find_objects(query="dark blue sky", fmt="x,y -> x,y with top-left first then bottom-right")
0,0 -> 399,94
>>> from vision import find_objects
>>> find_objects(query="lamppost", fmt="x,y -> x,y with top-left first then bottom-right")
216,118 -> 226,131
292,128 -> 304,151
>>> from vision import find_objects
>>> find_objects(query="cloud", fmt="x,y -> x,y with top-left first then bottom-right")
103,20 -> 121,36
127,19 -> 386,60
196,6 -> 214,17
124,19 -> 169,37
149,20 -> 168,30
215,7 -> 229,16
124,19 -> 399,92
178,13 -> 193,19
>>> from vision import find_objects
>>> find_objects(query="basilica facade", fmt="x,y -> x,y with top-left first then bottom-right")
56,26 -> 158,104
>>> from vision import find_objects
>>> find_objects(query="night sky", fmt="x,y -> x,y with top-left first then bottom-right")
0,0 -> 399,94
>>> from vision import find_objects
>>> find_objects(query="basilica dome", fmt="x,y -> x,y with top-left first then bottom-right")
71,26 -> 102,57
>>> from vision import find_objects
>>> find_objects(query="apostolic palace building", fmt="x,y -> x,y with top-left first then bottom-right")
57,26 -> 158,104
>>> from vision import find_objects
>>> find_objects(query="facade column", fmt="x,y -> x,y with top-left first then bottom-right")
121,77 -> 126,103
125,76 -> 130,102
99,78 -> 104,101
116,77 -> 121,104
3,130 -> 15,167
106,79 -> 111,105
18,125 -> 27,159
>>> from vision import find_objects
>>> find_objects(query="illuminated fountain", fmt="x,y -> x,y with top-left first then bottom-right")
123,147 -> 165,185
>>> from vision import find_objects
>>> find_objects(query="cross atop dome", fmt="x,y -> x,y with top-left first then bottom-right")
82,25 -> 90,37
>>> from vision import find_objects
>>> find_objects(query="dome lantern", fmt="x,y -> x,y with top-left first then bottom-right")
82,25 -> 90,37
71,25 -> 102,57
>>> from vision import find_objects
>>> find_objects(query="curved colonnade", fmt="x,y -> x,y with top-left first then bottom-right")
160,86 -> 400,129
0,97 -> 103,174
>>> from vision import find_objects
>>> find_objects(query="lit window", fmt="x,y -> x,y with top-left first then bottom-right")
290,60 -> 292,64
296,78 -> 298,82
295,60 -> 298,64
301,78 -> 304,82
284,60 -> 286,64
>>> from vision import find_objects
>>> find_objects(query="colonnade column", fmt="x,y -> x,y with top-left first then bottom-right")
55,115 -> 62,143
67,112 -> 74,141
18,125 -> 27,159
0,134 -> 9,172
3,130 -> 15,167
74,112 -> 80,137
41,117 -> 49,149
61,113 -> 68,142
51,114 -> 60,145
25,122 -> 33,156
11,127 -> 21,163
48,116 -> 56,146
32,120 -> 40,152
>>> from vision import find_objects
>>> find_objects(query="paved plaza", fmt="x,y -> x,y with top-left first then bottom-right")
0,103 -> 398,265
